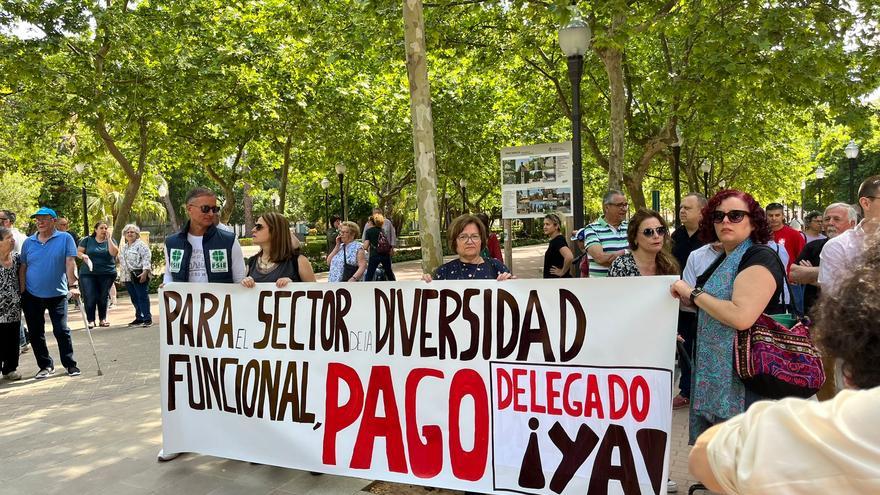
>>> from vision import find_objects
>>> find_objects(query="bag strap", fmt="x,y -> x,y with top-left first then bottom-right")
748,244 -> 801,318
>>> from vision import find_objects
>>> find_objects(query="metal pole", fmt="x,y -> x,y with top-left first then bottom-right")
337,172 -> 346,221
702,172 -> 708,197
81,180 -> 89,236
461,186 -> 467,213
672,145 -> 681,228
818,178 -> 823,208
849,157 -> 857,204
324,190 -> 329,232
567,54 -> 585,230
801,187 -> 806,221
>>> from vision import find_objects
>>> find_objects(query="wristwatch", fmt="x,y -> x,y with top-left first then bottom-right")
689,287 -> 704,305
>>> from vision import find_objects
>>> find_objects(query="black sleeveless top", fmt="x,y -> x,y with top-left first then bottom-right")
247,254 -> 301,283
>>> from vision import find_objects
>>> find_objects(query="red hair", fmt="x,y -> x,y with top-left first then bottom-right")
698,189 -> 771,244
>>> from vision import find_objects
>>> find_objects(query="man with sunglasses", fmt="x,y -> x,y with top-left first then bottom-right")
580,190 -> 629,277
163,188 -> 245,285
820,175 -> 880,296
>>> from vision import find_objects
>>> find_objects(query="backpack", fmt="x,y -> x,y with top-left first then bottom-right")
376,229 -> 392,255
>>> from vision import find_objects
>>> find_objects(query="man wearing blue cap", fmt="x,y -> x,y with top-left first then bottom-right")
19,207 -> 80,378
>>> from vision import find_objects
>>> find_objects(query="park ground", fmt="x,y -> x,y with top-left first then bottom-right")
0,244 -> 704,494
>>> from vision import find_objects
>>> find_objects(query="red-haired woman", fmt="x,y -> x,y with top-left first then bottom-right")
608,208 -> 679,277
670,190 -> 786,443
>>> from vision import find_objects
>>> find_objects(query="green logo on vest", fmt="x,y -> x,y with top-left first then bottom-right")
169,249 -> 184,272
209,249 -> 229,272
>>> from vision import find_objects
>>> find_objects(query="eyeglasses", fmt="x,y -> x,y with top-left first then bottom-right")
711,210 -> 750,224
608,202 -> 629,209
641,226 -> 668,237
0,216 -> 8,221
190,204 -> 221,214
254,223 -> 265,231
457,234 -> 481,243
125,231 -> 137,235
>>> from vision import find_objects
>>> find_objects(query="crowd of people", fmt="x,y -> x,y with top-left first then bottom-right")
3,176 -> 879,493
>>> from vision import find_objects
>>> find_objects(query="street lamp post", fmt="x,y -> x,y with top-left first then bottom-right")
816,166 -> 826,207
700,159 -> 711,197
844,140 -> 860,204
74,163 -> 89,235
335,163 -> 347,221
321,178 -> 331,231
271,193 -> 280,212
800,180 -> 806,221
559,12 -> 591,231
459,178 -> 468,213
671,126 -> 682,228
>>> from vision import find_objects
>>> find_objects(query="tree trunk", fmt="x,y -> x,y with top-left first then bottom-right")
95,116 -> 148,241
243,182 -> 254,232
601,45 -> 626,192
159,193 -> 179,232
402,0 -> 443,273
279,134 -> 292,215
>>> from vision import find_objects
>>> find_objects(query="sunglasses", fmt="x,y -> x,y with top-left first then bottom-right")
191,205 -> 221,214
641,226 -> 668,237
254,223 -> 265,231
711,210 -> 750,224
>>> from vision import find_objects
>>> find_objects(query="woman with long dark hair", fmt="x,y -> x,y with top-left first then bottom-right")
670,190 -> 786,443
77,221 -> 118,328
241,212 -> 316,287
609,208 -> 679,276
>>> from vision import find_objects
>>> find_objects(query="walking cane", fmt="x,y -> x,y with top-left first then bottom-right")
76,293 -> 104,376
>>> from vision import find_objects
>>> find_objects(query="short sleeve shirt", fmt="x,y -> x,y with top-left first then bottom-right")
582,217 -> 628,277
543,235 -> 571,278
78,236 -> 117,275
364,226 -> 382,258
20,229 -> 77,297
434,258 -> 509,280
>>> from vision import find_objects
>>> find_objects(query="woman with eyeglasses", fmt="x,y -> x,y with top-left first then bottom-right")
78,221 -> 118,328
423,214 -> 512,282
669,190 -> 786,445
241,212 -> 316,288
118,224 -> 153,327
543,213 -> 573,278
609,209 -> 679,277
327,221 -> 366,283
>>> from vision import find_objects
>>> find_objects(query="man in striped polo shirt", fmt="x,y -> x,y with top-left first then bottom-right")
582,190 -> 629,277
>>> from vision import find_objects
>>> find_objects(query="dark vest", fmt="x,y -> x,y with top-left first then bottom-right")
164,222 -> 236,283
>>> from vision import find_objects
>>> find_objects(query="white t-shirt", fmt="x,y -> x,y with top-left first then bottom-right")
164,234 -> 246,284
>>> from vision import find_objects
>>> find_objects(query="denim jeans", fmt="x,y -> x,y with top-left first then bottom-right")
365,254 -> 396,282
80,273 -> 116,322
21,292 -> 77,370
19,321 -> 27,347
125,279 -> 152,322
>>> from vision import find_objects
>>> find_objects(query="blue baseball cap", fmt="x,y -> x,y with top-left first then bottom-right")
30,207 -> 58,219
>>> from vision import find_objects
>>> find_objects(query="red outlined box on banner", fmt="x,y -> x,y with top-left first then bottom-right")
489,362 -> 673,495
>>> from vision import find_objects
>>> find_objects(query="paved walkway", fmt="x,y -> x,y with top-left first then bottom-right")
1,244 -> 706,494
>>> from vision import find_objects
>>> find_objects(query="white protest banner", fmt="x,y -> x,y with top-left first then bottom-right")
160,276 -> 678,494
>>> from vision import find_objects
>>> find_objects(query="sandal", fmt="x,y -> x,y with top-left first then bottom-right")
88,322 -> 96,329
99,321 -> 111,327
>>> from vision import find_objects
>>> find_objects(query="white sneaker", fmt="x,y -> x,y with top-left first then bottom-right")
667,479 -> 678,493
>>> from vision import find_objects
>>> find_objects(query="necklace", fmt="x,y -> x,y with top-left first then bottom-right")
257,256 -> 277,272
